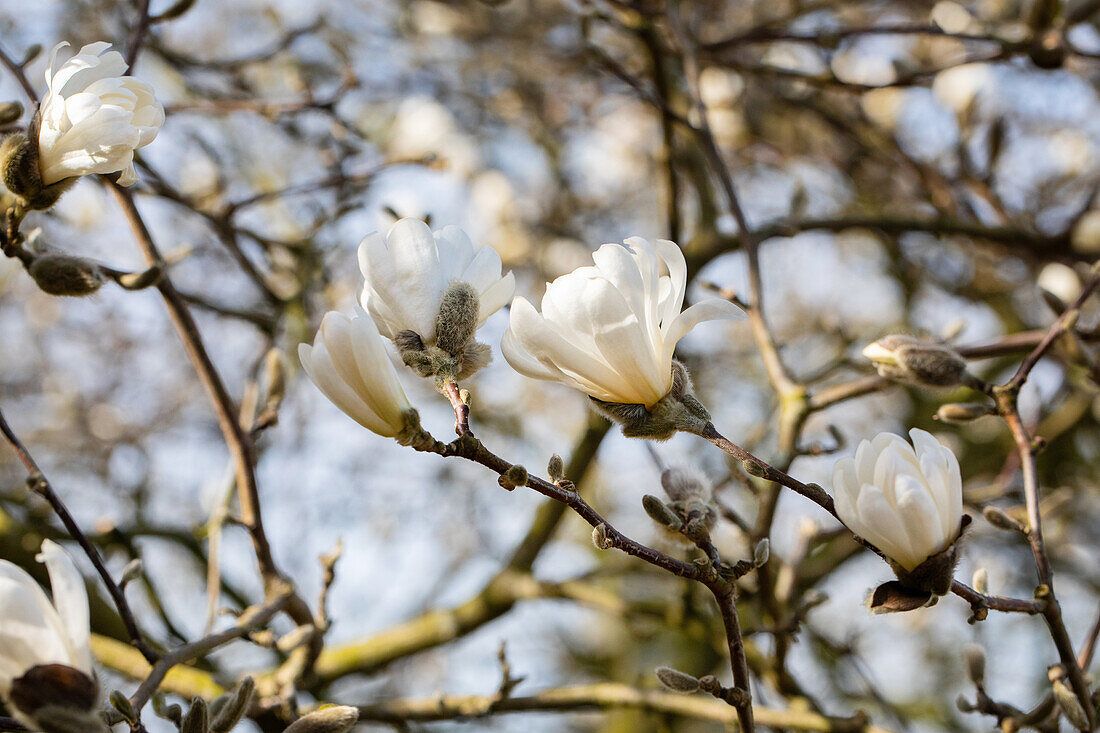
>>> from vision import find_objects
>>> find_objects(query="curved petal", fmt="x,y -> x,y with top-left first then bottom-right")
0,561 -> 72,694
661,299 -> 746,367
895,475 -> 949,563
855,484 -> 919,570
36,541 -> 91,675
477,271 -> 515,324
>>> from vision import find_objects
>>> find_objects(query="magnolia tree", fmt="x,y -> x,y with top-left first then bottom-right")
2,0 -> 1100,732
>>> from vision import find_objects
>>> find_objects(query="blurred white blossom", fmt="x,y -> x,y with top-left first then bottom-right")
501,237 -> 744,406
0,540 -> 93,698
833,429 -> 963,571
38,42 -> 163,186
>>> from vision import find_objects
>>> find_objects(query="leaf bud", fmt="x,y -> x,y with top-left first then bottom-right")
753,538 -> 770,567
210,677 -> 255,733
1052,679 -> 1089,730
283,706 -> 360,733
655,666 -> 700,693
972,567 -> 989,595
109,690 -> 135,722
660,466 -> 712,503
547,454 -> 565,482
0,101 -> 23,126
935,403 -> 995,423
28,254 -> 105,296
741,459 -> 769,479
181,697 -> 208,733
592,523 -> 612,550
863,335 -> 967,387
982,506 -> 1024,532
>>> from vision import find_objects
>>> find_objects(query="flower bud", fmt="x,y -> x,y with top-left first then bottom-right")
936,403 -> 995,423
655,666 -> 700,693
25,705 -> 109,733
435,281 -> 480,356
498,465 -> 528,491
28,254 -> 105,296
963,645 -> 985,684
660,467 -> 712,504
0,101 -> 23,126
642,494 -> 683,530
863,335 -> 967,387
284,706 -> 360,733
109,690 -> 135,722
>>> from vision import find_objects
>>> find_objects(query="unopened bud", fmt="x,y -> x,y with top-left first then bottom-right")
28,254 -> 105,296
592,523 -> 612,550
983,506 -> 1023,532
936,403 -> 995,423
181,697 -> 208,733
956,695 -> 975,712
660,466 -> 712,503
109,690 -> 135,722
498,465 -> 528,491
210,677 -> 255,733
741,459 -> 769,479
435,280 -> 480,356
119,559 -> 143,588
963,645 -> 985,684
863,335 -> 967,387
1,132 -> 40,199
547,454 -> 565,482
655,666 -> 700,693
0,101 -> 23,126
642,494 -> 682,530
284,706 -> 360,733
753,538 -> 770,566
972,567 -> 988,595
1052,679 -> 1089,730
29,707 -> 109,733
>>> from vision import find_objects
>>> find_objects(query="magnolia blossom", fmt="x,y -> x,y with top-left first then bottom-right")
299,308 -> 413,437
0,540 -> 92,698
501,237 -> 745,406
358,218 -> 515,343
833,429 -> 963,572
38,42 -> 164,186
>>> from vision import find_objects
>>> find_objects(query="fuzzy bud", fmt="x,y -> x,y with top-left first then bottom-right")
863,335 -> 968,387
963,645 -> 985,684
660,467 -> 712,503
181,697 -> 208,733
972,567 -> 989,595
642,494 -> 683,530
435,280 -> 481,356
547,454 -> 565,482
210,677 -> 255,733
26,706 -> 109,733
0,128 -> 74,210
1052,679 -> 1089,730
936,403 -> 995,423
592,523 -> 612,550
983,506 -> 1024,532
109,691 -> 135,722
588,361 -> 711,440
28,254 -> 105,296
283,706 -> 360,733
655,666 -> 700,693
0,101 -> 23,126
499,465 -> 528,491
741,459 -> 769,479
753,538 -> 770,567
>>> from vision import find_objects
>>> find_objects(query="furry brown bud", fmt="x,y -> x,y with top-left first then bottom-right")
983,506 -> 1024,532
28,254 -> 105,296
642,494 -> 682,530
936,403 -> 995,423
660,467 -> 712,504
963,645 -> 985,684
547,454 -> 565,482
181,697 -> 208,733
210,677 -> 255,733
592,523 -> 612,550
435,280 -> 480,356
753,538 -> 770,567
0,101 -> 23,126
863,335 -> 967,387
1052,679 -> 1089,730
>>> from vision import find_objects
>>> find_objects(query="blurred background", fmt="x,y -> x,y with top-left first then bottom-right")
3,0 -> 1100,730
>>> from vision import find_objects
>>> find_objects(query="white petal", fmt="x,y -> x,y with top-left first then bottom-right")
855,484 -> 919,570
895,475 -> 948,564
477,271 -> 515,324
0,560 -> 73,694
36,541 -> 91,675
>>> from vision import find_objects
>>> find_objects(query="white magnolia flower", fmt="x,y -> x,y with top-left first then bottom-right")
38,42 -> 164,186
358,218 -> 515,343
299,308 -> 413,438
501,237 -> 745,407
833,429 -> 963,571
0,540 -> 92,698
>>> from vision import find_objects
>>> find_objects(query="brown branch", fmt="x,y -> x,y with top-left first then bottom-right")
0,405 -> 159,663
